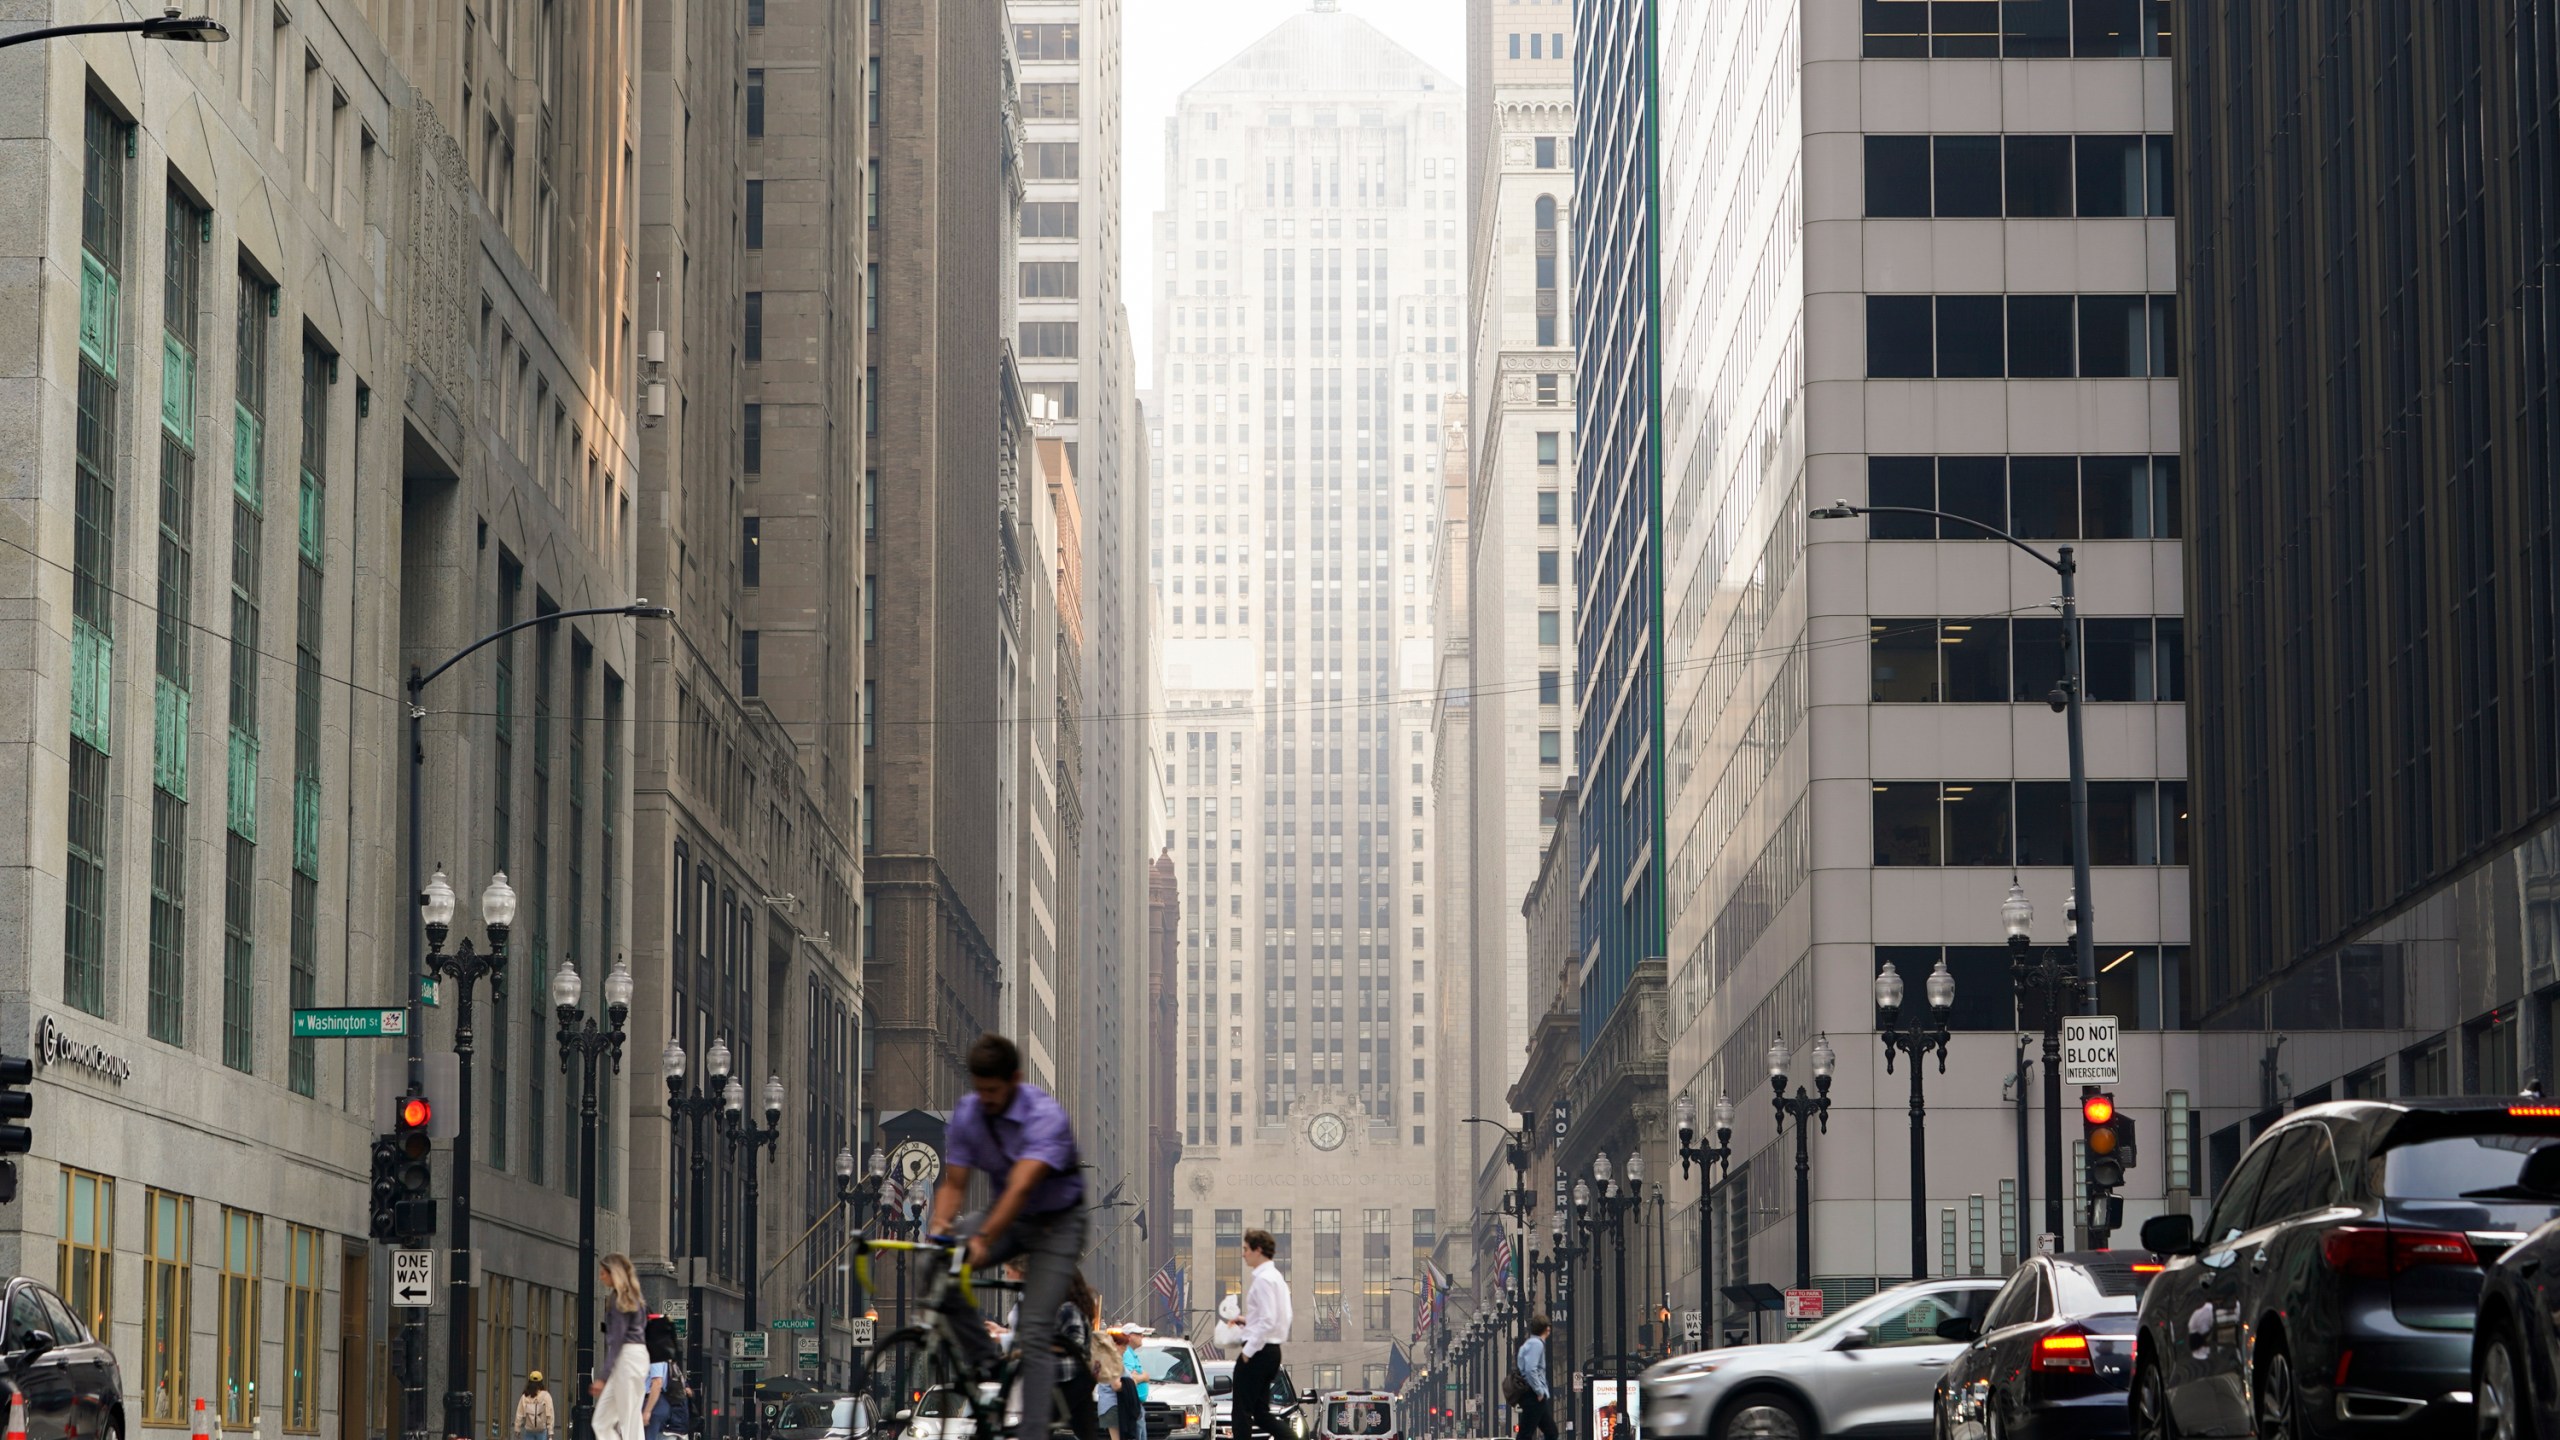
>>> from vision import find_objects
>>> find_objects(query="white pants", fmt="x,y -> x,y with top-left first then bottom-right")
593,1342 -> 653,1440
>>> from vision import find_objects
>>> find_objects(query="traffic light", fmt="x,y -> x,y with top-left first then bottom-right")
0,1054 -> 34,1206
369,1134 -> 404,1241
2082,1093 -> 2132,1189
391,1092 -> 436,1241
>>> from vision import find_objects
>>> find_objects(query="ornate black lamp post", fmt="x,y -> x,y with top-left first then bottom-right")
1592,1155 -> 1642,1428
828,1147 -> 888,1387
421,866 -> 514,1440
1672,1092 -> 1732,1347
2006,882 -> 2082,1245
554,956 -> 633,1440
1875,956 -> 1955,1281
664,1035 -> 732,1419
1567,1181 -> 1599,1440
1767,1033 -> 1834,1292
724,1074 -> 787,1331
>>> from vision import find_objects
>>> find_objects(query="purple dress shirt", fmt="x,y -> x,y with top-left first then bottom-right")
947,1082 -> 1086,1214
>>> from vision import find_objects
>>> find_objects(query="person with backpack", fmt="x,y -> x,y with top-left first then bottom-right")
1511,1316 -> 1555,1440
643,1316 -> 688,1440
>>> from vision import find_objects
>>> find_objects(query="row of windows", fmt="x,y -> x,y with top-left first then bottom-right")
57,1174 -> 319,1431
1867,454 -> 2181,540
1871,616 -> 2185,703
1021,82 -> 1079,121
1873,778 -> 2189,867
1023,201 -> 1079,238
1021,261 -> 1079,299
1015,23 -> 1079,61
1877,945 -> 2188,1031
1862,0 -> 2174,59
1506,32 -> 1567,58
1865,134 -> 2172,219
1868,294 -> 2177,379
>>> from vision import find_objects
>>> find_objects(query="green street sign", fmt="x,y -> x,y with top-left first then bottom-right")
291,1008 -> 408,1039
771,1317 -> 817,1332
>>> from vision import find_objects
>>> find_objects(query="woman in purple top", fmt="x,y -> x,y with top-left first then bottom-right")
592,1254 -> 652,1440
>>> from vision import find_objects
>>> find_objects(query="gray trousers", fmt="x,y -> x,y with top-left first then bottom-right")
944,1203 -> 1090,1438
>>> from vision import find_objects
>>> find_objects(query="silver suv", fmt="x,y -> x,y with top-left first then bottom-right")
1638,1278 -> 2000,1440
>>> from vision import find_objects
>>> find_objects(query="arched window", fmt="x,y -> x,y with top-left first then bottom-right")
1534,197 -> 1560,345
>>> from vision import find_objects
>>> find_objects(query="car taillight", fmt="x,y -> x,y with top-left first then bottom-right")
2319,1225 -> 2478,1278
2030,1328 -> 2094,1373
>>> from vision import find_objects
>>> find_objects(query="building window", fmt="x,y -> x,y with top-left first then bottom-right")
1535,136 -> 1556,168
745,178 -> 764,247
2469,1008 -> 2522,1095
1867,294 -> 2178,379
1865,454 -> 2182,540
1027,142 -> 1080,181
65,94 -> 128,1021
1538,491 -> 1560,525
744,291 -> 762,361
1022,82 -> 1079,120
2403,1037 -> 2451,1097
285,1225 -> 323,1432
1021,201 -> 1080,238
1539,729 -> 1562,765
218,1209 -> 260,1425
1312,1209 -> 1343,1341
1536,549 -> 1560,585
1508,33 -> 1520,57
1534,196 -> 1560,345
1538,609 -> 1561,645
144,1190 -> 191,1423
1020,322 -> 1080,358
743,403 -> 761,472
1363,1209 -> 1393,1333
1013,22 -> 1078,60
740,631 -> 761,697
1872,779 -> 2186,867
1871,616 -> 2183,703
741,516 -> 762,587
58,1169 -> 112,1337
746,68 -> 765,137
150,184 -> 206,1048
1020,261 -> 1080,299
1862,0 -> 2172,58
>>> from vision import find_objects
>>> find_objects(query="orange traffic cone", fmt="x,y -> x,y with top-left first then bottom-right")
8,1391 -> 30,1440
190,1398 -> 210,1440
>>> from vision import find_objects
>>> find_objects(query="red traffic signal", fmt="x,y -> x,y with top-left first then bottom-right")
399,1095 -> 433,1131
2083,1093 -> 2134,1191
2081,1094 -> 2115,1127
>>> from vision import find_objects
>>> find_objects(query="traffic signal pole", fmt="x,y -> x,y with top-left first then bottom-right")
403,693 -> 430,1440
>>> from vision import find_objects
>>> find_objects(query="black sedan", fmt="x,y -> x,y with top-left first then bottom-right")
2132,1099 -> 2560,1440
0,1277 -> 122,1440
1934,1251 -> 2159,1440
2472,1185 -> 2560,1440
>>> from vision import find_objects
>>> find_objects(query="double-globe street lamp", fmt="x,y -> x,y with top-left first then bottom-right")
827,1147 -> 890,1388
421,866 -> 515,1440
724,1073 -> 787,1340
2006,882 -> 2085,1246
1588,1156 -> 1642,1437
1875,957 -> 1956,1282
1672,1092 -> 1733,1347
554,957 -> 634,1440
1767,1033 -> 1835,1292
664,1035 -> 734,1416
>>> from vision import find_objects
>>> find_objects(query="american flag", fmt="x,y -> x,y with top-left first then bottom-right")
1494,1233 -> 1515,1289
1413,1266 -> 1439,1341
1151,1260 -> 1185,1319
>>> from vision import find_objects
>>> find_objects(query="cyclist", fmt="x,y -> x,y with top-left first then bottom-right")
928,1032 -> 1089,1440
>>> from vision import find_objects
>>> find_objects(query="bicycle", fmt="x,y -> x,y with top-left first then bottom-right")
854,1237 -> 1024,1440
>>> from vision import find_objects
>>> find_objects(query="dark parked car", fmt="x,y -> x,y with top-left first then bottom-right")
0,1277 -> 122,1440
2132,1099 -> 2560,1439
2472,1195 -> 2560,1440
1934,1251 -> 2159,1440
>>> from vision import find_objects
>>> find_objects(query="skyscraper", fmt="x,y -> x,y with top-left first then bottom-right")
1152,0 -> 1462,1382
2179,2 -> 2560,1142
1457,0 -> 1581,1277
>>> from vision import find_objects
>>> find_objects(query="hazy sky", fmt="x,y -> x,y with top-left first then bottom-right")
1120,0 -> 1464,382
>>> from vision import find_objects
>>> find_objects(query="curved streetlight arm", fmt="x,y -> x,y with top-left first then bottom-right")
1810,502 -> 2065,574
411,601 -> 674,700
0,15 -> 227,48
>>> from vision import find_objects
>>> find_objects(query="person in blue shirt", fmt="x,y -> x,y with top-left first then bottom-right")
1515,1316 -> 1556,1440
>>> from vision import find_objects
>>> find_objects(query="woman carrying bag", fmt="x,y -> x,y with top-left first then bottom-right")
590,1254 -> 653,1440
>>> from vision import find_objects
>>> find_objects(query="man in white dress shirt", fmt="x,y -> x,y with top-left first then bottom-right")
1234,1229 -> 1294,1440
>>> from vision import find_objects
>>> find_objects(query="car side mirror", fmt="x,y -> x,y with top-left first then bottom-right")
1933,1316 -> 1979,1343
2140,1212 -> 2197,1256
1833,1326 -> 1872,1351
14,1329 -> 51,1359
1213,1376 -> 1234,1396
